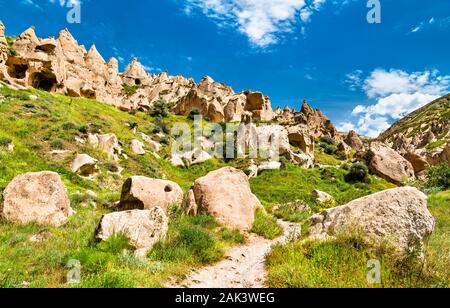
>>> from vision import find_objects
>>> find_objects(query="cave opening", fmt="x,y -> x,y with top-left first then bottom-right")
30,72 -> 57,92
135,78 -> 141,85
7,64 -> 28,79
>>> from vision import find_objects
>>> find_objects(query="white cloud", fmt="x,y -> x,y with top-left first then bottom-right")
409,16 -> 450,34
344,69 -> 450,138
345,69 -> 363,91
183,0 -> 328,47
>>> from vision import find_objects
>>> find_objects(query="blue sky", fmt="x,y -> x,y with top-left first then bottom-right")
0,0 -> 449,137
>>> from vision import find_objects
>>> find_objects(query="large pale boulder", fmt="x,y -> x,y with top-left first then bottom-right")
2,171 -> 73,227
308,187 -> 435,255
95,207 -> 168,258
97,133 -> 122,160
192,167 -> 262,230
119,176 -> 183,212
362,142 -> 415,185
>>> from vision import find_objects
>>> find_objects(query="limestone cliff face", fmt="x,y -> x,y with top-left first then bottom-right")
0,23 -> 339,141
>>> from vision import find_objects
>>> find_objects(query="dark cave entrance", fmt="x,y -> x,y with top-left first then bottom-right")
30,72 -> 57,92
7,64 -> 28,79
135,78 -> 141,85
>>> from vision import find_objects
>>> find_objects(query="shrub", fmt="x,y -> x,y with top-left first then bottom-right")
50,139 -> 64,149
320,136 -> 336,145
149,100 -> 172,119
252,208 -> 283,240
345,163 -> 370,183
188,108 -> 201,120
122,84 -> 140,96
0,137 -> 12,147
424,163 -> 450,191
219,228 -> 246,244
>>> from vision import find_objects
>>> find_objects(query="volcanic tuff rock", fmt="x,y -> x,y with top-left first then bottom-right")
0,23 -> 340,140
191,167 -> 263,230
308,187 -> 435,255
359,142 -> 415,185
379,94 -> 450,169
2,171 -> 74,227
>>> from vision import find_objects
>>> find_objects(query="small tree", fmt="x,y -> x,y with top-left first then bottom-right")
425,163 -> 450,191
150,100 -> 172,119
345,162 -> 370,183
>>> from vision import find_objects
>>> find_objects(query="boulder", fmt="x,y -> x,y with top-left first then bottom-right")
192,167 -> 262,230
308,187 -> 435,255
404,152 -> 429,175
70,154 -> 98,176
2,171 -> 73,227
312,190 -> 335,204
141,133 -> 162,152
95,207 -> 168,258
361,142 -> 415,185
258,161 -> 281,173
344,130 -> 364,151
97,133 -> 122,160
119,176 -> 183,213
130,139 -> 145,155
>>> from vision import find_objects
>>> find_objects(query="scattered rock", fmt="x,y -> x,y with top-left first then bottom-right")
344,130 -> 364,151
70,154 -> 98,176
312,190 -> 335,204
130,139 -> 145,155
192,167 -> 262,230
95,207 -> 168,258
2,171 -> 74,227
119,176 -> 184,213
308,187 -> 435,255
183,189 -> 197,216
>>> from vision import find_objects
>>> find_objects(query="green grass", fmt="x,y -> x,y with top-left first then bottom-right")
250,164 -> 395,215
265,191 -> 450,288
251,209 -> 283,240
426,139 -> 449,151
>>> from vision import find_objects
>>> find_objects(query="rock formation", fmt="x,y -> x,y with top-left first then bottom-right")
359,142 -> 415,185
308,187 -> 435,255
189,167 -> 263,230
2,171 -> 73,227
119,176 -> 184,213
95,207 -> 168,258
0,23 -> 340,138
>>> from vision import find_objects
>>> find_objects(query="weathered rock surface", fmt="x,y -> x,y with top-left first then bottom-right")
312,190 -> 335,204
360,142 -> 415,185
308,187 -> 435,255
119,176 -> 183,212
344,130 -> 364,151
191,167 -> 262,230
95,207 -> 168,258
2,171 -> 73,227
130,139 -> 145,155
70,153 -> 98,176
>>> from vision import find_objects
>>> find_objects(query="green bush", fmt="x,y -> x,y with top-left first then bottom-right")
188,108 -> 201,120
122,84 -> 140,96
0,137 -> 12,147
425,163 -> 450,192
252,208 -> 283,240
345,163 -> 370,183
149,100 -> 173,119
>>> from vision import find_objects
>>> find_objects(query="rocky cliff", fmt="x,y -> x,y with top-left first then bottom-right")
0,22 -> 339,139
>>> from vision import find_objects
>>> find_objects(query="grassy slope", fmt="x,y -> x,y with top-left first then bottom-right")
0,87 -> 242,287
266,190 -> 450,288
378,94 -> 450,149
0,86 -> 432,288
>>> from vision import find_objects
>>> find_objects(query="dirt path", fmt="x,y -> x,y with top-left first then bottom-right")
172,220 -> 299,288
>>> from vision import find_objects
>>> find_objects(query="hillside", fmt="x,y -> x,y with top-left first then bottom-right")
0,86 -> 407,288
378,94 -> 449,160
